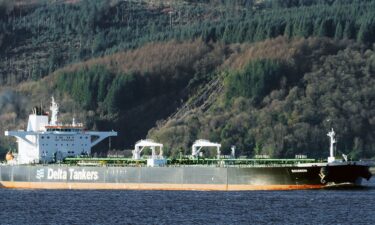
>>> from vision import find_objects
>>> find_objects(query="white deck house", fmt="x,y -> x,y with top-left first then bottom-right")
5,97 -> 117,164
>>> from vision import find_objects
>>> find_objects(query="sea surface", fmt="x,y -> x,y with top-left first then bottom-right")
0,179 -> 374,225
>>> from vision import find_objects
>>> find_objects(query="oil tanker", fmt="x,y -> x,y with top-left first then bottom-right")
0,98 -> 372,190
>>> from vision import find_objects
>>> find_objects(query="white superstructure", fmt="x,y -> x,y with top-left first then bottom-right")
5,97 -> 117,164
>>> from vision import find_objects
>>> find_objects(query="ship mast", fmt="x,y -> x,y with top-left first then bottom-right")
327,128 -> 336,163
50,96 -> 59,126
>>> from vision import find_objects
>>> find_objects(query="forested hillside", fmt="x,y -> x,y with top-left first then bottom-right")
0,0 -> 374,159
149,37 -> 375,158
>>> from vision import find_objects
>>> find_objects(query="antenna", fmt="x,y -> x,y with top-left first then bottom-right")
169,11 -> 173,28
109,136 -> 112,151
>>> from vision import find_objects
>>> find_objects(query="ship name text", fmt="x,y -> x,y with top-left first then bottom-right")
291,169 -> 308,173
44,168 -> 99,180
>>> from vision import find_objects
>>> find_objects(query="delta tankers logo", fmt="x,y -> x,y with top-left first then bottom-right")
35,168 -> 99,181
36,169 -> 45,179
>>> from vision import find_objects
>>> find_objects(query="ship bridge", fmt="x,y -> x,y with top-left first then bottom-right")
4,97 -> 117,164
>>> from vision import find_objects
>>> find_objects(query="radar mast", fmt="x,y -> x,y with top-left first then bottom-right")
50,96 -> 59,126
327,128 -> 336,163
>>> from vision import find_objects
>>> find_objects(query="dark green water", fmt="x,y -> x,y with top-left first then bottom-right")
0,179 -> 374,225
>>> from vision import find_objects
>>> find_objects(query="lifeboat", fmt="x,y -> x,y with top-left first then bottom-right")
5,151 -> 14,161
